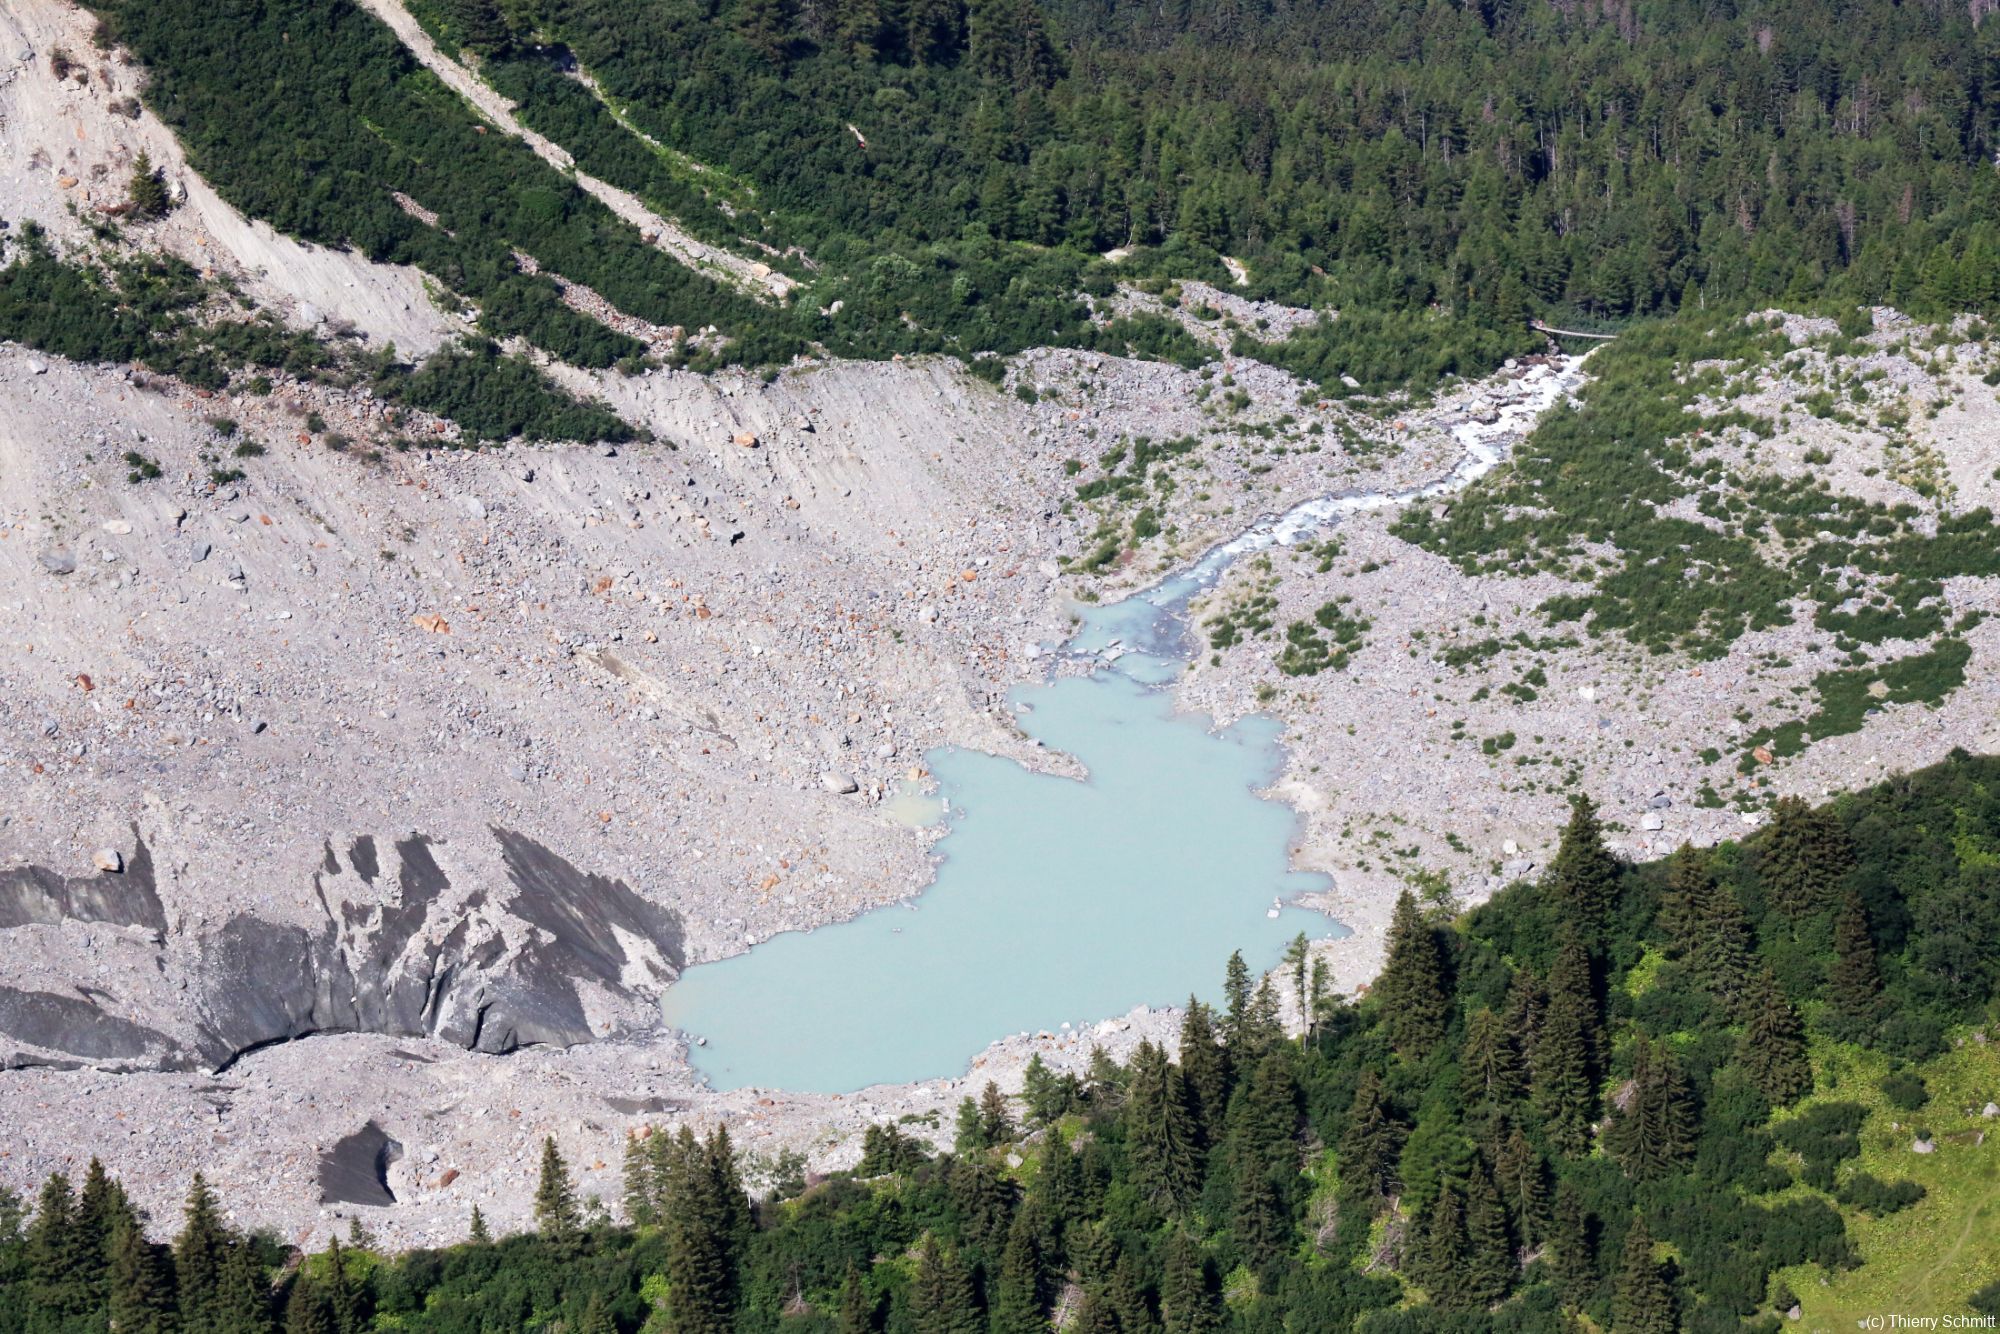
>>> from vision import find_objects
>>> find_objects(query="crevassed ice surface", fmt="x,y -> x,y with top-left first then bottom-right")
660,356 -> 1589,1094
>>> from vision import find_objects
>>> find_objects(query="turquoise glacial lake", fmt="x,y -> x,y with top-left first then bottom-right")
659,357 -> 1586,1092
658,557 -> 1339,1093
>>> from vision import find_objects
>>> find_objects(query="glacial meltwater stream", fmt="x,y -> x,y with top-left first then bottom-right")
659,357 -> 1589,1093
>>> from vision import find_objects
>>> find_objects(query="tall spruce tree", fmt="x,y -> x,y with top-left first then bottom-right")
978,1080 -> 1015,1145
991,1207 -> 1047,1334
1532,931 -> 1599,1155
1377,890 -> 1451,1059
213,1239 -> 275,1334
1760,795 -> 1855,919
1666,846 -> 1758,1019
1415,1185 -> 1473,1306
666,1129 -> 749,1334
467,1206 -> 491,1244
1462,1160 -> 1515,1308
1603,1037 -> 1697,1180
1229,1140 -> 1287,1277
1124,1042 -> 1201,1216
1160,1230 -> 1221,1334
1611,1214 -> 1676,1334
907,1234 -> 982,1334
1826,889 -> 1887,1043
75,1157 -> 128,1313
953,1097 -> 987,1153
1500,968 -> 1545,1053
1738,968 -> 1813,1105
622,1130 -> 659,1225
1177,997 -> 1228,1146
1550,1179 -> 1596,1309
1221,951 -> 1253,1051
108,1215 -> 178,1334
1461,1006 -> 1524,1113
1493,1127 -> 1549,1248
1021,1054 -> 1079,1125
28,1172 -> 91,1319
1247,976 -> 1284,1057
1285,931 -> 1311,1022
837,1262 -> 875,1334
283,1272 -> 335,1334
1337,1068 -> 1404,1205
1234,1048 -> 1300,1178
533,1137 -> 581,1244
1308,956 -> 1333,1037
1547,794 -> 1619,932
1036,1131 -> 1084,1233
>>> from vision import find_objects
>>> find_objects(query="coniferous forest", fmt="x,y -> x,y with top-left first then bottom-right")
6,751 -> 2000,1331
70,0 -> 2000,394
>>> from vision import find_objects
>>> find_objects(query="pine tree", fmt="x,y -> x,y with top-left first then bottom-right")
1247,976 -> 1283,1057
1550,1179 -> 1595,1309
28,1172 -> 91,1318
1604,1037 -> 1697,1180
953,1097 -> 987,1154
666,1128 -> 748,1334
1611,1214 -> 1676,1334
108,1215 -> 178,1334
1337,1068 -> 1404,1204
76,1157 -> 130,1313
1665,847 -> 1757,1019
907,1234 -> 982,1334
467,1206 -> 491,1244
1035,1131 -> 1084,1231
174,1172 -> 230,1323
1532,932 -> 1599,1155
1461,1006 -> 1524,1111
1021,1054 -> 1079,1125
1760,795 -> 1854,919
1160,1230 -> 1220,1334
533,1137 -> 581,1244
1308,956 -> 1333,1037
623,1130 -> 659,1225
1462,1160 -> 1515,1308
978,1080 -> 1015,1145
1377,890 -> 1452,1059
1738,968 -> 1813,1105
1416,1185 -> 1473,1306
1229,1140 -> 1287,1276
1493,1127 -> 1549,1248
991,1207 -> 1046,1334
1546,794 -> 1620,931
126,152 -> 171,221
1124,1042 -> 1201,1216
837,1262 -> 875,1334
1177,997 -> 1228,1145
1105,1253 -> 1155,1334
1284,932 -> 1310,1022
1826,890 -> 1886,1043
1235,1048 -> 1300,1180
283,1274 -> 335,1334
1500,968 -> 1545,1053
323,1237 -> 361,1334
214,1239 -> 274,1334
1221,951 -> 1253,1051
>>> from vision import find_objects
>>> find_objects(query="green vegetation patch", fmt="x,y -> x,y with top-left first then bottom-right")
1275,596 -> 1368,676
